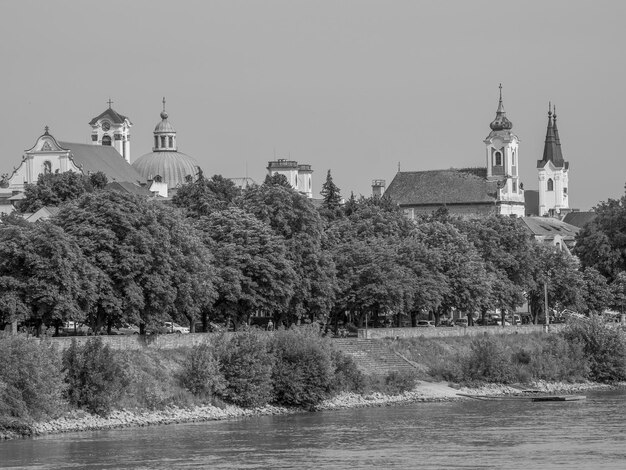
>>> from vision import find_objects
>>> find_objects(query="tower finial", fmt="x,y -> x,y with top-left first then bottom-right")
553,104 -> 557,119
107,98 -> 113,109
548,101 -> 552,116
160,97 -> 168,120
499,83 -> 502,102
44,125 -> 49,135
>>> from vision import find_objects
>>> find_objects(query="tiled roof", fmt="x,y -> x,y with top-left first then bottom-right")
562,211 -> 596,229
59,142 -> 146,185
106,181 -> 154,197
88,108 -> 132,126
521,216 -> 579,239
384,169 -> 497,206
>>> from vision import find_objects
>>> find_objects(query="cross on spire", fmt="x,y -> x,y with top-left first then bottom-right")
44,125 -> 49,134
107,98 -> 113,109
162,96 -> 166,112
499,83 -> 502,101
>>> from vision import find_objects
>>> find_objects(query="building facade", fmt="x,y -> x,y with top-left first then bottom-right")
267,159 -> 313,198
537,105 -> 569,216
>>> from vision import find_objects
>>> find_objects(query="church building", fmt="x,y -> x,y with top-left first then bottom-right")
384,85 -> 525,218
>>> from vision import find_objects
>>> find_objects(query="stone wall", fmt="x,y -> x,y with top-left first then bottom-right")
358,325 -> 559,339
44,332 -> 221,351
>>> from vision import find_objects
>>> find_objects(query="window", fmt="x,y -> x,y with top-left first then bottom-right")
513,180 -> 517,192
547,178 -> 554,191
168,136 -> 173,148
154,136 -> 158,148
161,136 -> 166,148
43,161 -> 52,174
512,151 -> 516,165
102,135 -> 112,146
563,187 -> 568,194
495,151 -> 502,166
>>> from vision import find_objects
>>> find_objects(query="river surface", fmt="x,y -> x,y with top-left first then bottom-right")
2,389 -> 626,469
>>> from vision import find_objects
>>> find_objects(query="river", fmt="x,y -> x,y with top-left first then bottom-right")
2,389 -> 625,469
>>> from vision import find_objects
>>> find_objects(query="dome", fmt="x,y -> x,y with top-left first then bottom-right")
154,118 -> 175,133
489,84 -> 513,131
132,151 -> 199,188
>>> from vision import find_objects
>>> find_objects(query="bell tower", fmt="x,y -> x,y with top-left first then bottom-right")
89,99 -> 132,163
537,104 -> 569,216
483,85 -> 525,217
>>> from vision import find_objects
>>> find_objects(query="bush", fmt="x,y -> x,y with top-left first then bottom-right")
0,335 -> 65,421
529,335 -> 589,382
383,369 -> 418,394
330,349 -> 365,393
562,316 -> 626,382
63,338 -> 129,416
218,331 -> 274,408
462,336 -> 516,384
181,342 -> 226,399
271,325 -> 335,408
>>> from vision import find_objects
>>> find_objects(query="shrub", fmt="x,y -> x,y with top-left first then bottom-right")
462,336 -> 516,384
63,338 -> 129,416
562,316 -> 626,382
271,325 -> 335,408
218,330 -> 274,408
181,342 -> 226,399
383,369 -> 418,394
0,335 -> 65,421
529,335 -> 590,382
330,349 -> 365,393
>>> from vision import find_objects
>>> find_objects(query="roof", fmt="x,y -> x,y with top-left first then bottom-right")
562,211 -> 596,228
521,216 -> 579,239
25,206 -> 60,223
524,189 -> 539,216
88,107 -> 132,126
132,151 -> 200,189
385,169 -> 498,206
107,181 -> 154,197
538,107 -> 566,169
58,141 -> 146,185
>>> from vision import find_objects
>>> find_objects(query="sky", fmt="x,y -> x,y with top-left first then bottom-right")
1,0 -> 624,211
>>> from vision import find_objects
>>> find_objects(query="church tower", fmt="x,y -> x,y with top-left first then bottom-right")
483,85 -> 525,216
537,104 -> 569,216
89,99 -> 132,163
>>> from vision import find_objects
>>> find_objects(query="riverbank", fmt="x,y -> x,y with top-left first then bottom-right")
2,379 -> 618,440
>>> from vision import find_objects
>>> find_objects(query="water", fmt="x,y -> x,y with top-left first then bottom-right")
2,389 -> 626,469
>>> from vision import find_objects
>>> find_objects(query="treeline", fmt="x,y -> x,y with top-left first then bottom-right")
0,170 -> 624,334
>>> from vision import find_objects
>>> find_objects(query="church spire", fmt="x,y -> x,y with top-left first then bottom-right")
540,103 -> 564,167
489,84 -> 513,131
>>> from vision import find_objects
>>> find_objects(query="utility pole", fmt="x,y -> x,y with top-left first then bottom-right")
544,279 -> 550,330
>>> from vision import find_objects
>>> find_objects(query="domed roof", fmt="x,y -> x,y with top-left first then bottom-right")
154,113 -> 175,133
132,151 -> 199,188
489,84 -> 513,131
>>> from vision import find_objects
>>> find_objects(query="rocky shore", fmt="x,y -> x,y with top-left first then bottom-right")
0,379 -> 613,440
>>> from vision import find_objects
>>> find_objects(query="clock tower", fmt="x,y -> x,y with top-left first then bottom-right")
89,99 -> 132,163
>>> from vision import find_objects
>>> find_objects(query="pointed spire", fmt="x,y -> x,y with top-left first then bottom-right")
489,84 -> 513,131
540,102 -> 565,167
107,98 -> 113,109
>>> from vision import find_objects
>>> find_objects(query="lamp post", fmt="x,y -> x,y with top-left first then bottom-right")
544,272 -> 550,330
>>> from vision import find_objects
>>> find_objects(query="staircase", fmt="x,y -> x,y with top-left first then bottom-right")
331,338 -> 417,375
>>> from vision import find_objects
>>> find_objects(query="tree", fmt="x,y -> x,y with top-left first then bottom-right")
18,171 -> 103,213
240,183 -> 337,325
581,267 -> 613,314
610,272 -> 626,314
320,170 -> 342,211
194,207 -> 296,329
55,190 -> 207,333
0,221 -> 97,334
173,173 -> 241,216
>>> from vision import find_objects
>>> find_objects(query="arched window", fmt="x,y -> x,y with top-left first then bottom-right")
168,136 -> 173,148
43,161 -> 52,174
154,136 -> 159,149
161,136 -> 166,148
512,151 -> 516,165
154,175 -> 162,183
102,135 -> 112,146
512,180 -> 517,192
495,151 -> 502,166
547,178 -> 554,191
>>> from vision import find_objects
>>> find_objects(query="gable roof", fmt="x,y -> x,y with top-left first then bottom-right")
562,211 -> 596,229
385,169 -> 498,206
521,216 -> 579,239
59,142 -> 145,185
88,107 -> 132,126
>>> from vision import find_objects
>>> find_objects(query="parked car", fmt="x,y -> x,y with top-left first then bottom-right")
111,324 -> 140,335
416,320 -> 435,328
437,319 -> 455,327
454,318 -> 469,327
163,321 -> 190,334
61,321 -> 91,335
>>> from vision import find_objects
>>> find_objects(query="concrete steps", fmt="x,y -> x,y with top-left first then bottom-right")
331,338 -> 417,375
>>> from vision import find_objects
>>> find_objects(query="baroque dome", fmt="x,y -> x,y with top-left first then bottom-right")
132,150 -> 199,188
